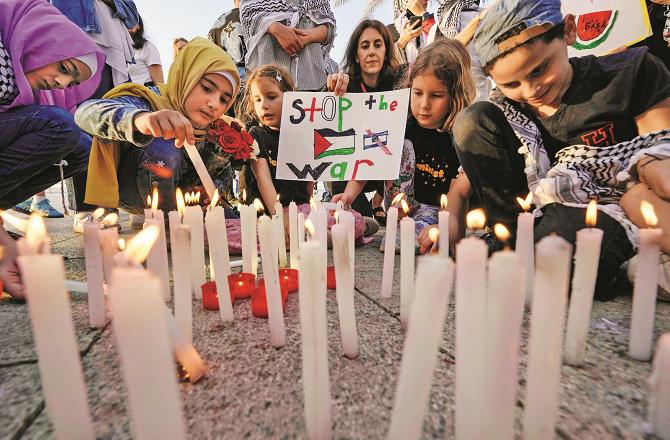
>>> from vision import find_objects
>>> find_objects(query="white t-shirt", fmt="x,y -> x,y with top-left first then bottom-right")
128,40 -> 162,85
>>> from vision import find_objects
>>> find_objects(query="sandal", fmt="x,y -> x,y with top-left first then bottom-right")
372,206 -> 387,226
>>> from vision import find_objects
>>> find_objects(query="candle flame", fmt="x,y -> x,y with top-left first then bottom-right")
238,281 -> 243,286
400,199 -> 410,215
242,189 -> 247,204
117,238 -> 126,251
641,201 -> 659,227
516,192 -> 533,212
428,227 -> 439,243
585,199 -> 598,227
333,210 -> 339,223
92,207 -> 105,221
304,219 -> 316,237
176,188 -> 185,217
494,223 -> 510,242
391,192 -> 405,207
125,225 -> 159,264
101,212 -> 119,228
210,188 -> 220,209
440,194 -> 448,210
151,187 -> 159,212
466,208 -> 486,230
146,194 -> 152,207
195,191 -> 201,204
253,198 -> 264,214
276,193 -> 281,202
0,210 -> 27,233
26,213 -> 47,251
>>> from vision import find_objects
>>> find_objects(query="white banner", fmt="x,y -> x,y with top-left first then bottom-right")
276,89 -> 410,182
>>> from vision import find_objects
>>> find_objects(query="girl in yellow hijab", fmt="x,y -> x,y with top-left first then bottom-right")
75,37 -> 257,223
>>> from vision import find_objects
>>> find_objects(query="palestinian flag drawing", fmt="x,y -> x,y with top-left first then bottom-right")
313,128 -> 356,160
573,9 -> 619,50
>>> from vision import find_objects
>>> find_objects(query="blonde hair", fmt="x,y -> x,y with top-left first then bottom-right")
406,39 -> 476,131
241,64 -> 296,125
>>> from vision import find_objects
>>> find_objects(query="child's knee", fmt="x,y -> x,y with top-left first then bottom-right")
452,101 -> 502,151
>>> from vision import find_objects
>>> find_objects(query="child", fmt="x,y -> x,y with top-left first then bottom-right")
335,39 -> 476,253
241,64 -> 369,243
452,0 -> 670,298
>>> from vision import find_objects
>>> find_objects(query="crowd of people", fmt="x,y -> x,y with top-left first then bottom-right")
1,0 -> 669,302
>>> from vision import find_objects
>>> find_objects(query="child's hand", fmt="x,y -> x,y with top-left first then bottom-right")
417,225 -> 438,255
326,73 -> 349,96
0,229 -> 25,300
331,192 -> 354,209
133,109 -> 195,148
268,22 -> 306,56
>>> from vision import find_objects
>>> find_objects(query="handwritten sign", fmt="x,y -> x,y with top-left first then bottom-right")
562,0 -> 651,57
276,90 -> 410,182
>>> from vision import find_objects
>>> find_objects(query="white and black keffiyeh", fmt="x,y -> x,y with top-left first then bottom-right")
0,36 -> 19,106
435,0 -> 479,38
494,96 -> 670,249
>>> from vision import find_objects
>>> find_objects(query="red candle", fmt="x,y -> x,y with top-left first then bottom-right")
327,265 -> 336,290
227,272 -> 256,299
251,279 -> 288,318
201,281 -> 235,311
278,268 -> 299,293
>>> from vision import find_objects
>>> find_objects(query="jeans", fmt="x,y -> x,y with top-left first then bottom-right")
0,105 -> 91,210
453,101 -> 634,298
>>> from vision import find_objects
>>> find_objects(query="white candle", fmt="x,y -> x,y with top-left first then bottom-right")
516,193 -> 535,307
258,215 -> 287,348
387,255 -> 454,440
164,308 -> 208,382
274,201 -> 288,268
564,201 -> 603,366
272,214 -> 284,267
205,205 -> 234,322
17,216 -> 94,439
380,205 -> 399,298
455,208 -> 488,440
183,204 -> 206,299
241,203 -> 253,273
483,226 -> 525,440
650,333 -> 670,439
523,235 -> 573,440
339,211 -> 355,280
84,220 -> 106,328
630,201 -> 663,361
438,194 -> 449,257
145,207 -> 170,302
289,201 -> 299,268
331,223 -> 359,359
99,213 -> 119,284
173,225 -> 193,343
298,240 -> 332,440
399,200 -> 415,329
109,268 -> 186,440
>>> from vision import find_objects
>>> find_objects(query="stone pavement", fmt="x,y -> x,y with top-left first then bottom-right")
1,212 -> 670,439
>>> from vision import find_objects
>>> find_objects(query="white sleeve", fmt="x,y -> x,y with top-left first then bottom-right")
144,41 -> 162,66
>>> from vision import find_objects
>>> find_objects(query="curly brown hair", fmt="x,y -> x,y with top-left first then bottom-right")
405,39 -> 476,131
240,64 -> 296,125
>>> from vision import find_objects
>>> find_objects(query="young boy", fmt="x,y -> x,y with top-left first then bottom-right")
452,0 -> 670,298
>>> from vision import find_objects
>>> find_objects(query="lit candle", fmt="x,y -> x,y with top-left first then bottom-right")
564,200 -> 603,366
257,215 -> 287,348
438,194 -> 449,256
84,207 -> 106,328
483,224 -> 525,440
289,201 -> 299,268
515,192 -> 535,307
339,210 -> 355,279
650,333 -> 670,438
274,197 -> 288,268
183,191 -> 206,299
205,190 -> 234,322
331,223 -> 359,359
99,212 -> 119,284
171,190 -> 193,343
523,235 -> 573,439
144,187 -> 170,302
399,199 -> 415,330
629,201 -> 663,361
381,193 -> 404,298
228,272 -> 256,299
279,268 -> 299,293
298,240 -> 332,439
17,214 -> 95,439
387,255 -> 454,440
109,268 -> 186,440
455,208 -> 488,440
240,190 -> 253,274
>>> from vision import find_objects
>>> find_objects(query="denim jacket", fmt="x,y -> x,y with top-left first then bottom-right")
51,0 -> 139,33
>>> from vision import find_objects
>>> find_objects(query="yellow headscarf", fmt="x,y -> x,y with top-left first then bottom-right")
85,37 -> 240,208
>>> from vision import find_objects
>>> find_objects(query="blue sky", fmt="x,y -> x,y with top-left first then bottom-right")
136,0 -> 394,71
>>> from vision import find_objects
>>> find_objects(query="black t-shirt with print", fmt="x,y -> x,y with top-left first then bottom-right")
518,47 -> 670,162
405,118 -> 460,206
243,124 -> 311,208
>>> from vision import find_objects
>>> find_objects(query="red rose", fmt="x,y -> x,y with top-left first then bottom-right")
241,131 -> 254,145
219,131 -> 243,154
230,121 -> 243,132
